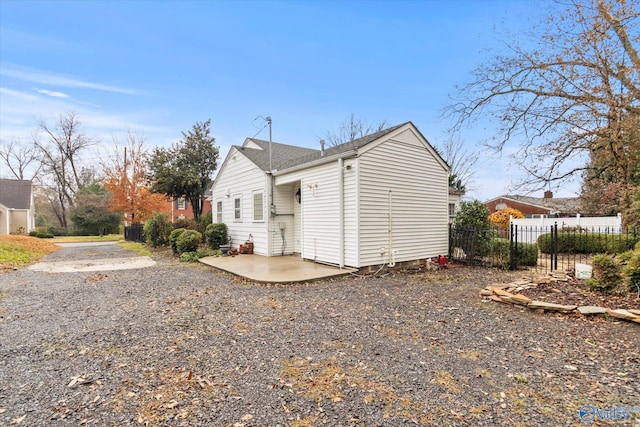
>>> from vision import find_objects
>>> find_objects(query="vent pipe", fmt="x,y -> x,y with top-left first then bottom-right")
320,139 -> 325,156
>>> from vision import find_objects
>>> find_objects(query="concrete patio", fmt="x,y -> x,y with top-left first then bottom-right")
198,254 -> 356,283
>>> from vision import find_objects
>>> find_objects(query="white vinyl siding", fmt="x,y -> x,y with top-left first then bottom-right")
343,160 -> 359,267
358,131 -> 449,267
253,192 -> 264,222
209,148 -> 269,255
300,163 -> 341,265
275,162 -> 341,264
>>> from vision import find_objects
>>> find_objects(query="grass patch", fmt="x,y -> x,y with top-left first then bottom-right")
53,234 -> 123,243
0,235 -> 61,270
119,241 -> 152,256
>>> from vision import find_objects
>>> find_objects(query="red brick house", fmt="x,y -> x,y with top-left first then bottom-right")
485,191 -> 581,218
165,196 -> 212,222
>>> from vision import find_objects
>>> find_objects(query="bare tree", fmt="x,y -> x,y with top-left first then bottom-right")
0,138 -> 41,179
445,0 -> 639,220
435,136 -> 478,194
324,113 -> 387,146
33,112 -> 95,230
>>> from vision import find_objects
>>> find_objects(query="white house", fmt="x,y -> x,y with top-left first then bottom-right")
209,122 -> 450,269
0,179 -> 36,235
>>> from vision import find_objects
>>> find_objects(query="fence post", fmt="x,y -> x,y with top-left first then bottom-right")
552,222 -> 558,271
509,223 -> 514,270
448,223 -> 453,261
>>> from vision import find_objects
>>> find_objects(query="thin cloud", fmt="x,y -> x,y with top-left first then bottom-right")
0,87 -> 39,101
34,88 -> 70,98
1,63 -> 141,95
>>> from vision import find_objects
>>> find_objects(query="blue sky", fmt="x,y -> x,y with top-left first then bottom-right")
0,0 -> 576,201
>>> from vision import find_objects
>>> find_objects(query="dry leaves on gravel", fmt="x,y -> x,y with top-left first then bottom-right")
0,235 -> 60,270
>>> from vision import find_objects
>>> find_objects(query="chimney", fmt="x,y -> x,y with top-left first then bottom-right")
320,139 -> 325,156
543,190 -> 553,199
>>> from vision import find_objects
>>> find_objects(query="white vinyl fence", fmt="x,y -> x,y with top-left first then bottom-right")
510,214 -> 623,244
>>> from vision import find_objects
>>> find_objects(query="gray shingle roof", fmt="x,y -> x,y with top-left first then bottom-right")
277,122 -> 410,170
502,195 -> 582,215
0,179 -> 32,209
238,122 -> 412,173
236,140 -> 320,171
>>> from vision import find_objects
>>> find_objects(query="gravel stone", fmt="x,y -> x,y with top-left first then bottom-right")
0,243 -> 638,426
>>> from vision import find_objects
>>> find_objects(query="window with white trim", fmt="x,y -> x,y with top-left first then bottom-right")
177,197 -> 187,210
216,200 -> 223,223
234,196 -> 242,221
253,192 -> 264,221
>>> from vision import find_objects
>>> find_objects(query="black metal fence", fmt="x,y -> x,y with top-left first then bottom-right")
124,223 -> 145,243
449,223 -> 639,274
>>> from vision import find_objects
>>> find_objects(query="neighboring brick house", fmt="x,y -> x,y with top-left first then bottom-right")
165,196 -> 212,222
485,191 -> 581,218
164,185 -> 213,222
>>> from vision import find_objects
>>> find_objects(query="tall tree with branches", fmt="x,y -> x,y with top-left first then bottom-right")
323,114 -> 388,146
102,130 -> 167,223
446,0 -> 639,223
33,112 -> 95,230
148,120 -> 219,220
435,136 -> 478,194
0,138 -> 41,180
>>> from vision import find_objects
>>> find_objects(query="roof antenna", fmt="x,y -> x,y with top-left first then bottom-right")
266,116 -> 272,171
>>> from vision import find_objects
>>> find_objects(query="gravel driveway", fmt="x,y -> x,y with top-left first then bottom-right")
1,243 -> 638,426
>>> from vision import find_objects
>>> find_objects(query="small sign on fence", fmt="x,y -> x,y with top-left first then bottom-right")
575,263 -> 592,279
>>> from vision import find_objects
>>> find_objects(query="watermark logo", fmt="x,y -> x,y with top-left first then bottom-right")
579,405 -> 640,422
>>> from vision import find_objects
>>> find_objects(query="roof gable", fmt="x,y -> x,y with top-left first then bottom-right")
0,179 -> 32,209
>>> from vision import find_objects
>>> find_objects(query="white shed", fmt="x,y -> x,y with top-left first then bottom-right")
209,122 -> 450,269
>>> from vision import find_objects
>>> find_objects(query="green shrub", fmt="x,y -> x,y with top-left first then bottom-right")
143,214 -> 172,247
173,218 -> 198,231
538,232 -> 638,254
488,238 -> 538,269
198,211 -> 213,233
586,254 -> 622,293
205,223 -> 228,250
621,250 -> 640,296
176,229 -> 202,254
514,242 -> 538,267
47,226 -> 68,236
29,230 -> 54,238
169,228 -> 187,254
452,201 -> 494,258
179,251 -> 200,262
178,247 -> 216,263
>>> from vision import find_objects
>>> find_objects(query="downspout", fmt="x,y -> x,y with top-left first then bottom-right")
339,158 -> 345,268
388,190 -> 396,267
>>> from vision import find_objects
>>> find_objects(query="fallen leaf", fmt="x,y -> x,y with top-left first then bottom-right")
165,400 -> 179,409
11,414 -> 26,424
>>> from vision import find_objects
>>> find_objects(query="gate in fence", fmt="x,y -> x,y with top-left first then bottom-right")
124,223 -> 144,243
449,223 -> 638,274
